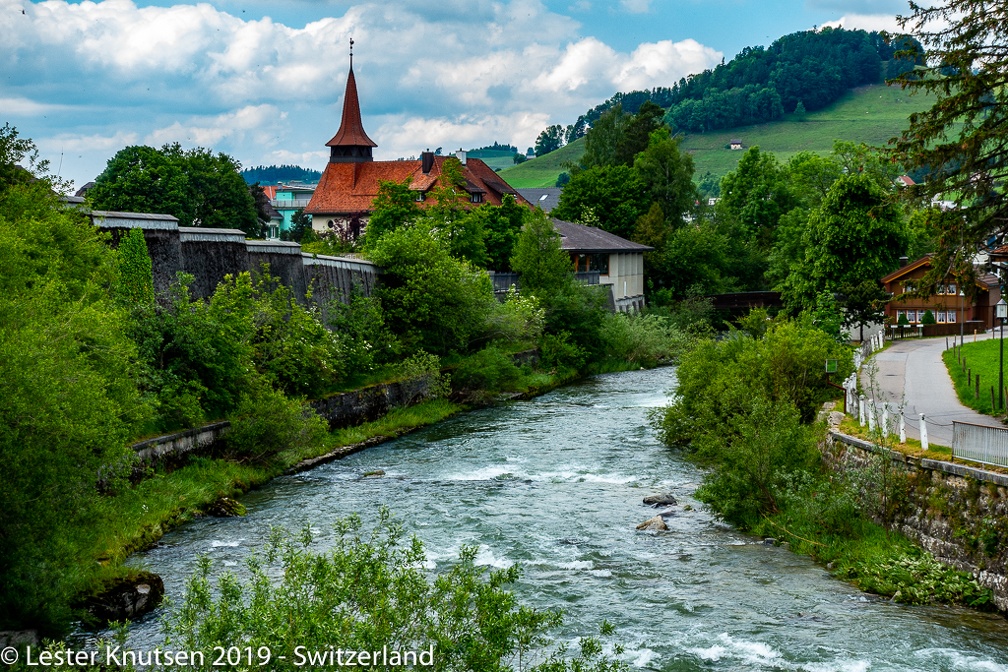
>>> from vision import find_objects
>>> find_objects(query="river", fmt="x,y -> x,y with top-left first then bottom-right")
126,367 -> 1008,670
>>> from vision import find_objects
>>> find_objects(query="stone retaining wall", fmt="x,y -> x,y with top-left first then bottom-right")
130,378 -> 433,466
827,431 -> 1008,610
90,209 -> 377,303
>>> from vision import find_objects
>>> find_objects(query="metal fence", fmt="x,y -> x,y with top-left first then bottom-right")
953,421 -> 1008,469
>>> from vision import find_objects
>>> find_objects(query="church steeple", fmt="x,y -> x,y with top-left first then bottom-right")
326,38 -> 377,163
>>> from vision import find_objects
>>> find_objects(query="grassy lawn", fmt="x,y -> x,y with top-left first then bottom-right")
943,339 -> 1008,417
837,415 -> 954,460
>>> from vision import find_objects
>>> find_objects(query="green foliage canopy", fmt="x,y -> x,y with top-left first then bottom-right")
89,143 -> 258,231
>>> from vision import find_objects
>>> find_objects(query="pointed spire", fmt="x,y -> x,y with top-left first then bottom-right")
326,37 -> 376,163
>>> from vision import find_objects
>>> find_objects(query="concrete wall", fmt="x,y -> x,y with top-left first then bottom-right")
826,431 -> 1008,611
129,378 -> 433,466
91,210 -> 377,305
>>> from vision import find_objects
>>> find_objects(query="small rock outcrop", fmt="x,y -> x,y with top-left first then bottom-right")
643,492 -> 677,507
82,571 -> 165,625
636,515 -> 669,532
205,496 -> 246,517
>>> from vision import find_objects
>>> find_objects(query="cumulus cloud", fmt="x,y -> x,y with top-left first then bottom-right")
820,13 -> 904,33
1,0 -> 721,185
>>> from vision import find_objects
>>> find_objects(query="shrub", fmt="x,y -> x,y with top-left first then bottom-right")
162,512 -> 629,672
921,309 -> 936,325
539,331 -> 587,373
598,312 -> 685,367
451,346 -> 522,393
224,385 -> 328,464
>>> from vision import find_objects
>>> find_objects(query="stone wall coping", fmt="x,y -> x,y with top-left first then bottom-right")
247,240 -> 303,255
302,253 -> 377,270
91,211 -> 179,230
132,421 -> 231,454
830,430 -> 1008,487
179,227 -> 248,242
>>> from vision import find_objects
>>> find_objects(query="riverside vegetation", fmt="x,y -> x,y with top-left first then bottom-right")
651,311 -> 992,609
0,124 -> 690,645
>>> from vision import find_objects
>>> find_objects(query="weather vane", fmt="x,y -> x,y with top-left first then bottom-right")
350,37 -> 354,69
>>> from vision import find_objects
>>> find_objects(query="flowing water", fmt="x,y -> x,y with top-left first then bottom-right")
127,368 -> 1008,670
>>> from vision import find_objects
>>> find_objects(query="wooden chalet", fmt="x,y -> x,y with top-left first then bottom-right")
881,255 -> 1001,332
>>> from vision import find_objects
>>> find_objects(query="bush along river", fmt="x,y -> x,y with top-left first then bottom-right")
125,368 -> 1008,671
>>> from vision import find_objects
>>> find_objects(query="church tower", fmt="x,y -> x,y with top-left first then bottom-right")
326,38 -> 377,164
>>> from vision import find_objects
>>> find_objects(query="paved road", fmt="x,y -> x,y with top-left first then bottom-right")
860,333 -> 1006,447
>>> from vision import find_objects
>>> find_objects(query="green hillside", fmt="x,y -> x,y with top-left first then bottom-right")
499,83 -> 936,189
467,148 -> 519,171
497,138 -> 585,188
684,83 -> 935,178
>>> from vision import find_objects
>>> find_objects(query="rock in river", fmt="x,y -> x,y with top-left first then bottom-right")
643,492 -> 677,507
636,515 -> 669,532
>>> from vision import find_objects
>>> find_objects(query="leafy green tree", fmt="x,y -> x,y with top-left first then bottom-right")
552,165 -> 649,239
511,209 -> 572,297
469,195 -> 527,271
114,228 -> 156,307
786,151 -> 843,209
249,182 -> 274,238
614,100 -> 666,167
0,136 -> 148,631
717,146 -> 795,252
283,208 -> 313,243
889,0 -> 1008,275
362,178 -> 421,246
511,211 -> 608,358
579,104 -> 631,169
633,128 -> 697,225
780,173 -> 907,339
89,143 -> 257,231
534,124 -> 565,156
367,222 -> 495,356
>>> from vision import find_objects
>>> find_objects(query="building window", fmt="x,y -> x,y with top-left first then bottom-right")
948,310 -> 957,323
937,311 -> 947,323
470,193 -> 482,203
415,192 -> 425,202
897,310 -> 905,323
908,310 -> 918,323
589,254 -> 609,275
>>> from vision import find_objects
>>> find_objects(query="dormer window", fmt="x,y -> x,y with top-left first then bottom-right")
416,192 -> 425,202
471,193 -> 482,203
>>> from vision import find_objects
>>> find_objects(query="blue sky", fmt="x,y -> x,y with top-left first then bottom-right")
2,0 -> 910,189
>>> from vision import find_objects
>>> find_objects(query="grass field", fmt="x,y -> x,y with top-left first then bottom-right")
944,340 -> 1008,417
496,138 -> 585,188
497,83 -> 938,189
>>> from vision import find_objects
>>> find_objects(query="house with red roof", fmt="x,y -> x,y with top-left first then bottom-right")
306,51 -> 527,238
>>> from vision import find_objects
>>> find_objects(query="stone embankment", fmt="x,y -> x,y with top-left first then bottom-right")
826,429 -> 1008,611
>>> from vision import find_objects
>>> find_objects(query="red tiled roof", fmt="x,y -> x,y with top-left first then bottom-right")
306,156 -> 529,215
262,185 -> 278,200
326,68 -> 377,149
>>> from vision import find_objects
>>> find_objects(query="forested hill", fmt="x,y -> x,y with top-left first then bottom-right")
241,164 -> 322,185
562,28 -> 922,141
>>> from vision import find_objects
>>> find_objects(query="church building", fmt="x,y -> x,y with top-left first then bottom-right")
306,45 -> 528,238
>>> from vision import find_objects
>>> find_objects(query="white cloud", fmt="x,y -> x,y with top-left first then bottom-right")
620,0 -> 650,14
619,39 -> 722,90
1,0 -> 723,185
146,105 -> 286,148
820,14 -> 903,33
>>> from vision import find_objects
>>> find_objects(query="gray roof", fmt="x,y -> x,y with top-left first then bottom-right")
552,218 -> 652,253
519,188 -> 562,213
